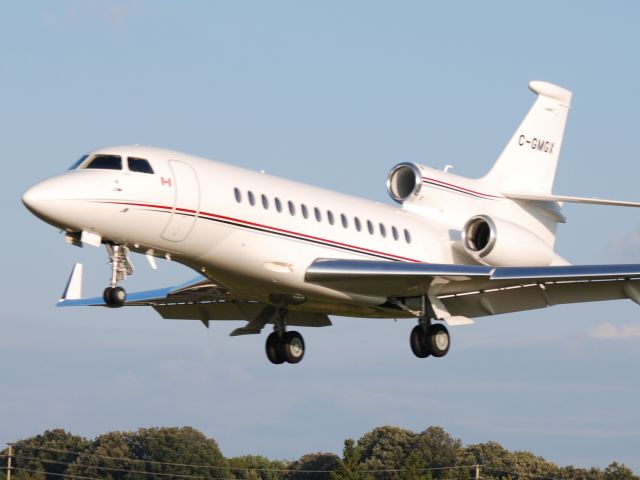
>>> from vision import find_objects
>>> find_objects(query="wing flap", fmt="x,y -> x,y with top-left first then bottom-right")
444,279 -> 640,318
306,258 -> 640,317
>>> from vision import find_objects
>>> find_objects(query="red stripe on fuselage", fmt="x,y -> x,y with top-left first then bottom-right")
422,176 -> 503,199
102,201 -> 423,263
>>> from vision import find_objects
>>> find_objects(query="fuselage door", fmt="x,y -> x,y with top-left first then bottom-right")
161,160 -> 200,242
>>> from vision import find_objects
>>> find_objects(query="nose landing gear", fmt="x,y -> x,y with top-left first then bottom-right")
103,244 -> 133,307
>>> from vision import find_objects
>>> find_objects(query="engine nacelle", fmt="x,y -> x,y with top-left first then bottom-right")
386,162 -> 422,203
462,215 -> 554,267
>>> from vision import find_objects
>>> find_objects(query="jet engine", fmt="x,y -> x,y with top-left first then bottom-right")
462,215 -> 554,266
386,162 -> 422,203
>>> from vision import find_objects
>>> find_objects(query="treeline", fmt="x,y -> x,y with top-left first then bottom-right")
0,426 -> 637,480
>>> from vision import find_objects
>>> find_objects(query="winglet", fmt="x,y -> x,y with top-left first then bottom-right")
61,263 -> 83,301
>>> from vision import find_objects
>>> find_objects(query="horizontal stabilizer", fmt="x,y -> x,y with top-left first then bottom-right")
504,191 -> 640,208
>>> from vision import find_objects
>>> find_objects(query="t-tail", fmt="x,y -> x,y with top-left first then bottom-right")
482,81 -> 572,194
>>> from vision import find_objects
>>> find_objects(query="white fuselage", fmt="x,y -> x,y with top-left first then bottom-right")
23,144 -> 559,317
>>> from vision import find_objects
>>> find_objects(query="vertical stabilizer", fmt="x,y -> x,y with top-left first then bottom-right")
483,81 -> 572,193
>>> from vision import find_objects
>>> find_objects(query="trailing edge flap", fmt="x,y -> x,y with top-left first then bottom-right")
504,191 -> 640,208
305,259 -> 640,298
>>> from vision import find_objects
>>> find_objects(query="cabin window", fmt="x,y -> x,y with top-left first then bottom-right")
234,188 -> 242,203
68,155 -> 88,170
354,217 -> 362,232
379,223 -> 387,238
341,214 -> 348,228
261,194 -> 269,209
314,207 -> 322,222
275,197 -> 282,212
327,211 -> 335,225
392,226 -> 399,241
301,204 -> 309,219
288,201 -> 296,216
128,157 -> 154,174
85,155 -> 122,170
248,191 -> 256,206
404,229 -> 412,243
367,220 -> 374,235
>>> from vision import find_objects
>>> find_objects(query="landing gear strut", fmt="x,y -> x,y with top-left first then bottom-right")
265,308 -> 305,364
409,296 -> 450,358
103,244 -> 133,307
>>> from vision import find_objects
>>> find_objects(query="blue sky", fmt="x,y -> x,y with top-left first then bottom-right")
3,0 -> 640,472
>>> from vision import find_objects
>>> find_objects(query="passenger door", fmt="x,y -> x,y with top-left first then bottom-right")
161,160 -> 200,242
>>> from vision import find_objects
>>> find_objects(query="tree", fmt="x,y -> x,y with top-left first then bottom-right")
412,427 -> 461,478
228,455 -> 288,480
331,440 -> 370,480
68,427 -> 229,480
358,426 -> 416,480
287,452 -> 340,480
2,429 -> 89,480
604,462 -> 639,480
402,451 -> 431,480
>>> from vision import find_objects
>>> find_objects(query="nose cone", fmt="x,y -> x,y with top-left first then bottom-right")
23,176 -> 74,228
22,183 -> 47,214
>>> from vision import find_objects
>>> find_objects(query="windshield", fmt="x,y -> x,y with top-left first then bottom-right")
68,155 -> 88,170
85,155 -> 122,170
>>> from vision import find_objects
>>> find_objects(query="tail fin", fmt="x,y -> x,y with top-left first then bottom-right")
483,81 -> 572,194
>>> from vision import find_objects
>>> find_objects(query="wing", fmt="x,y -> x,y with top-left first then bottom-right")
57,263 -> 331,334
305,259 -> 640,321
503,191 -> 640,208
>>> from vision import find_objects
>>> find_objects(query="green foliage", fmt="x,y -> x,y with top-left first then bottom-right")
604,462 -> 639,480
358,426 -> 416,480
412,427 -> 461,479
67,427 -> 228,480
286,452 -> 340,480
5,429 -> 89,480
0,424 -> 637,480
402,451 -> 431,480
331,439 -> 370,480
228,455 -> 288,480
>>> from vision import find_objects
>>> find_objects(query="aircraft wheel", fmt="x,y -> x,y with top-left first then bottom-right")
282,331 -> 305,364
265,332 -> 285,364
103,286 -> 126,307
428,323 -> 450,358
410,325 -> 430,358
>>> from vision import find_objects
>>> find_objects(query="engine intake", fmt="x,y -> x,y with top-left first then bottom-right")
462,215 -> 554,266
386,163 -> 422,203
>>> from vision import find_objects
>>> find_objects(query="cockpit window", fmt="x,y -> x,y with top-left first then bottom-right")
68,155 -> 88,170
85,155 -> 122,170
128,157 -> 154,174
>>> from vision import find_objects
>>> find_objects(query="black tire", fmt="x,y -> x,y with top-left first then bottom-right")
410,325 -> 430,358
111,286 -> 126,305
104,286 -> 126,307
282,331 -> 305,364
103,287 -> 113,304
428,323 -> 450,358
265,332 -> 285,364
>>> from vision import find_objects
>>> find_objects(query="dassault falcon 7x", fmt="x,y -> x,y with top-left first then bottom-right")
23,81 -> 640,364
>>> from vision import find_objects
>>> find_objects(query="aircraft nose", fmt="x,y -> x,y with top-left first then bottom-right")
22,182 -> 48,213
22,176 -> 73,227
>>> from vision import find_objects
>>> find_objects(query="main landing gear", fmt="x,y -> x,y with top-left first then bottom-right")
103,244 -> 133,307
410,322 -> 450,358
265,308 -> 305,364
409,296 -> 450,359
